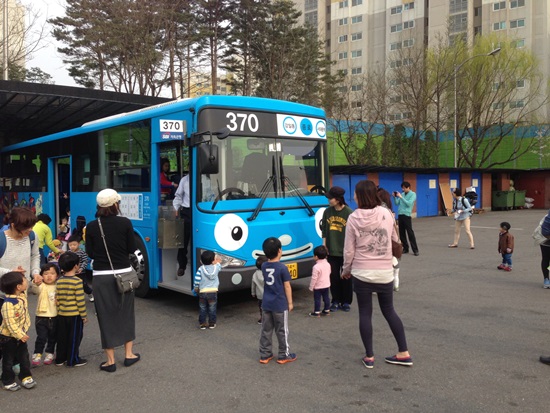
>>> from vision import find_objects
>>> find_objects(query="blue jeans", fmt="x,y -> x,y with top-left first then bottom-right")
501,253 -> 512,266
198,292 -> 217,324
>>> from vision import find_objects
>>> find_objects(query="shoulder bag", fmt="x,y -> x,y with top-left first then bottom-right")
98,217 -> 140,294
392,222 -> 403,259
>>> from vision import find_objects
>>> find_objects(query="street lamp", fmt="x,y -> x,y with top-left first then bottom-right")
453,47 -> 501,168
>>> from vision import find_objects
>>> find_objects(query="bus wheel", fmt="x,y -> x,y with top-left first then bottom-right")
132,233 -> 156,298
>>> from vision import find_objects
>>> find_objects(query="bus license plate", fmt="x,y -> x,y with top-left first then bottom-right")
286,263 -> 298,279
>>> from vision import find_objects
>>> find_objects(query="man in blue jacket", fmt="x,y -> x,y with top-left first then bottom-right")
394,182 -> 419,256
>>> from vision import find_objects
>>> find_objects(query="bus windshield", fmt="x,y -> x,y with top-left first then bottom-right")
198,136 -> 325,203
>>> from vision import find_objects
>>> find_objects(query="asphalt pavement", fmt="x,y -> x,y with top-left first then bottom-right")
2,208 -> 550,413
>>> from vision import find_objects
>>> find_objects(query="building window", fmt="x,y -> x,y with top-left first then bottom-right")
403,20 -> 415,29
492,102 -> 504,110
338,18 -> 348,25
450,13 -> 468,33
510,100 -> 524,109
390,41 -> 402,51
305,11 -> 317,26
475,7 -> 481,16
390,95 -> 402,103
351,84 -> 362,91
305,0 -> 317,11
351,15 -> 363,24
351,0 -> 362,6
510,0 -> 525,8
493,21 -> 506,30
351,101 -> 362,108
338,52 -> 348,60
510,19 -> 525,28
339,35 -> 348,43
351,32 -> 362,41
391,23 -> 403,33
390,60 -> 402,68
450,0 -> 468,14
339,1 -> 348,8
403,58 -> 413,66
391,5 -> 402,14
512,38 -> 525,48
516,79 -> 525,88
403,38 -> 415,47
351,67 -> 362,75
351,49 -> 362,58
404,2 -> 414,10
493,1 -> 506,11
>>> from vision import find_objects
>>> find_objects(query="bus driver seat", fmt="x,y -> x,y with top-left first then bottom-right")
240,152 -> 269,195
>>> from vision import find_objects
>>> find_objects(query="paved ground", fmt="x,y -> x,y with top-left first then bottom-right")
2,209 -> 550,412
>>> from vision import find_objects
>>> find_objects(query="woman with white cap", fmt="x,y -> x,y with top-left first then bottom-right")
85,189 -> 140,372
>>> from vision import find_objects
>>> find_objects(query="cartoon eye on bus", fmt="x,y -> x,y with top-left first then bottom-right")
0,96 -> 329,296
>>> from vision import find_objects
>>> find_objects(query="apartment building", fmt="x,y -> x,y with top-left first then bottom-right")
294,0 -> 549,118
0,0 -> 26,79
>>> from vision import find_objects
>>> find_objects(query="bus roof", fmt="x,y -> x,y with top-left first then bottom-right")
1,95 -> 326,152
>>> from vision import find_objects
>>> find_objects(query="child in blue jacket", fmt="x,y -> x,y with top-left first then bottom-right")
194,250 -> 221,330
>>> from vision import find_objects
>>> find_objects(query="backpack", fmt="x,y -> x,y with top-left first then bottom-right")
0,230 -> 36,258
533,215 -> 550,245
463,191 -> 478,208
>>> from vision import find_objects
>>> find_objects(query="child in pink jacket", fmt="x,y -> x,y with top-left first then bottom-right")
309,245 -> 331,317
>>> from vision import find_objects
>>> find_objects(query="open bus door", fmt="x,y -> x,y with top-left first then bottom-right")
50,156 -> 71,248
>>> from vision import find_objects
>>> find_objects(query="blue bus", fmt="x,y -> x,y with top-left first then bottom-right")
0,96 -> 329,296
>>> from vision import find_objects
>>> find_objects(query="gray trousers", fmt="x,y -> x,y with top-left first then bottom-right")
259,310 -> 290,359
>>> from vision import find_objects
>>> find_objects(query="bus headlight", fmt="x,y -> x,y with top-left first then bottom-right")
201,250 -> 246,268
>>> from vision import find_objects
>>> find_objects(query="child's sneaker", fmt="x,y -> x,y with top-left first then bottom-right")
308,312 -> 320,317
497,264 -> 506,270
259,355 -> 273,364
208,323 -> 216,329
503,266 -> 512,272
545,279 -> 550,289
3,382 -> 20,391
31,353 -> 42,366
89,294 -> 95,302
384,355 -> 413,366
329,302 -> 339,312
257,318 -> 262,325
362,356 -> 374,369
277,353 -> 297,364
21,377 -> 36,389
321,310 -> 330,316
43,353 -> 55,365
199,324 -> 207,330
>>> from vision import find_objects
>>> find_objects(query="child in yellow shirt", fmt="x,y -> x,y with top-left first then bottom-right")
31,263 -> 60,366
0,271 -> 36,391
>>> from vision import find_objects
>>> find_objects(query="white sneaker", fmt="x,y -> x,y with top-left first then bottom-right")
89,294 -> 95,302
31,353 -> 42,366
3,382 -> 20,391
21,377 -> 36,389
43,353 -> 55,365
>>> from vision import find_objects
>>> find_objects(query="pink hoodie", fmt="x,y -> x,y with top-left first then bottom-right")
342,206 -> 398,275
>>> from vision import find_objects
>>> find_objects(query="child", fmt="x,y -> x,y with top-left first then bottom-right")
259,237 -> 296,364
55,251 -> 88,367
308,245 -> 331,317
67,235 -> 94,302
194,250 -> 221,329
251,255 -> 268,324
0,271 -> 36,391
498,222 -> 514,272
30,263 -> 60,366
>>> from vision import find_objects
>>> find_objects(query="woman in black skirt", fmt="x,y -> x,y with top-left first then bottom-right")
85,189 -> 140,372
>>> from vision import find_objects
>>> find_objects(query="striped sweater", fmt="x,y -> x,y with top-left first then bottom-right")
56,275 -> 87,318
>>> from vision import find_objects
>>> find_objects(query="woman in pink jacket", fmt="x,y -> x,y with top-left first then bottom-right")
342,180 -> 412,369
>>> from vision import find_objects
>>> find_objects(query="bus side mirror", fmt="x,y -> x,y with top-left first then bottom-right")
198,144 -> 219,175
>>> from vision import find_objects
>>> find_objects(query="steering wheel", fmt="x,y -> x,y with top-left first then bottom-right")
309,185 -> 326,194
212,187 -> 246,209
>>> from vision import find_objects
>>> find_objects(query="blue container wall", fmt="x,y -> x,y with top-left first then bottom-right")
378,172 -> 403,216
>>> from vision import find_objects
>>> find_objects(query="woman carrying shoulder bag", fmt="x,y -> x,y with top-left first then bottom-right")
447,188 -> 475,249
85,189 -> 140,372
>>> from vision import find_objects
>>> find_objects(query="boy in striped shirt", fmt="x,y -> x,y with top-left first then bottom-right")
55,251 -> 88,367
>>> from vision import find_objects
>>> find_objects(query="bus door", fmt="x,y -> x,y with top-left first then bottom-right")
51,156 -> 71,245
157,141 -> 192,292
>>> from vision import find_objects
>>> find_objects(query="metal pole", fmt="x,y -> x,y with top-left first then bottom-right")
454,66 -> 458,168
3,0 -> 8,80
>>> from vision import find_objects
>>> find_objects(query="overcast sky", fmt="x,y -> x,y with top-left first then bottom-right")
23,0 -> 78,87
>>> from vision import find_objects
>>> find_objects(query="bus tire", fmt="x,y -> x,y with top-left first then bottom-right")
132,233 -> 156,298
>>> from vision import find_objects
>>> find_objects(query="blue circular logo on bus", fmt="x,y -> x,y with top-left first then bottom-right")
316,121 -> 326,138
282,116 -> 297,134
300,118 -> 313,136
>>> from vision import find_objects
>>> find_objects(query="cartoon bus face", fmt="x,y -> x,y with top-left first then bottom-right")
207,207 -> 326,266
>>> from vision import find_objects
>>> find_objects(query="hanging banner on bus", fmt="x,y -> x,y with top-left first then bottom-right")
159,119 -> 186,140
198,109 -> 326,139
